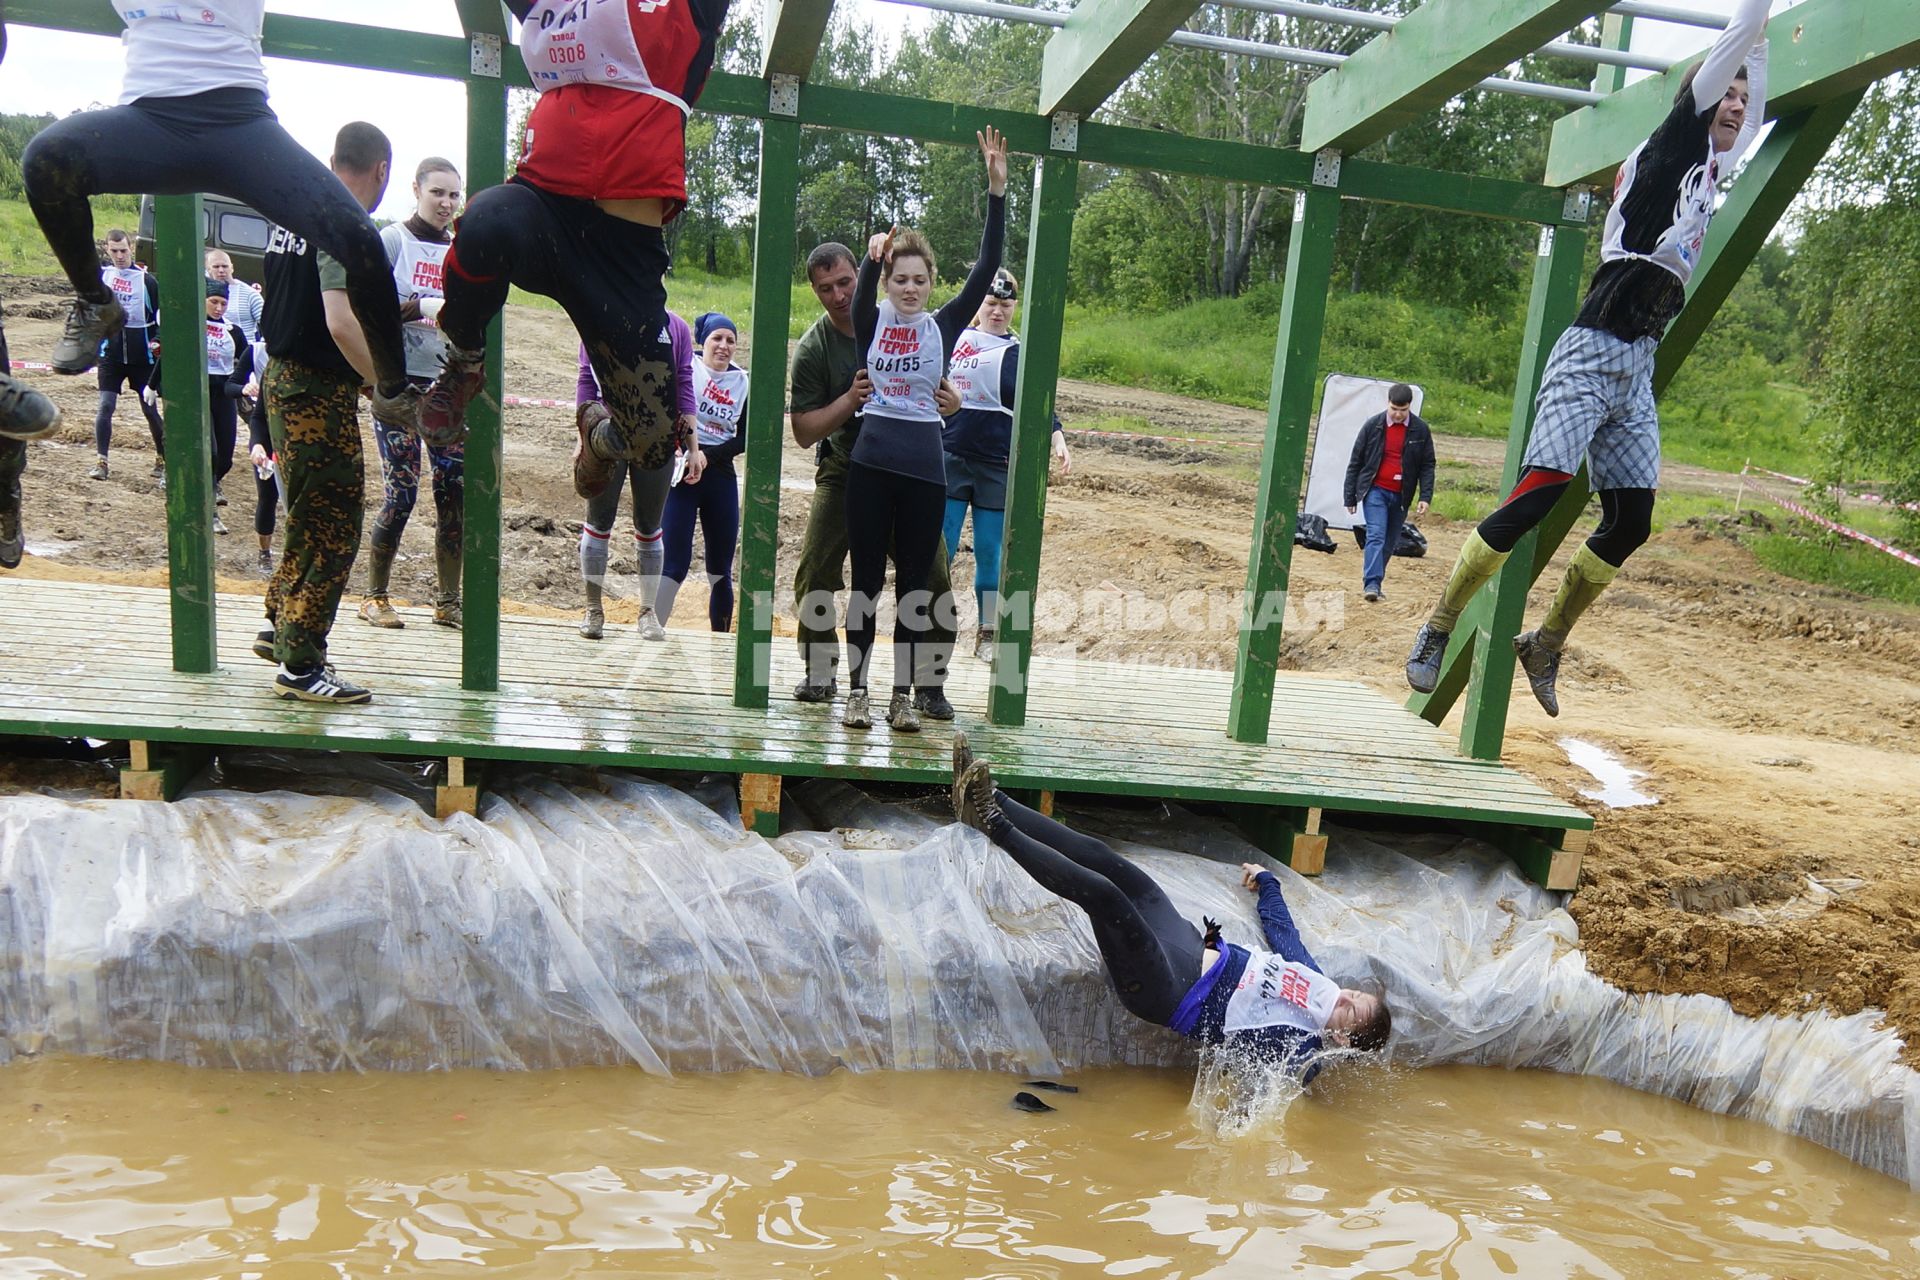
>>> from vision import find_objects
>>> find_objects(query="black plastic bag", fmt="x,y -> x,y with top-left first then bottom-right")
1293,512 -> 1337,554
1346,519 -> 1429,558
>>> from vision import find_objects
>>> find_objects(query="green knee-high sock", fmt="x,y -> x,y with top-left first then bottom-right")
1427,531 -> 1510,632
1538,544 -> 1618,652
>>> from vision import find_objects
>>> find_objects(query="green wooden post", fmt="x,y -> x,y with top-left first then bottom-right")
988,153 -> 1078,727
462,75 -> 509,692
1589,13 -> 1634,96
735,113 -> 801,708
154,194 -> 217,673
1455,220 -> 1587,759
1226,182 -> 1339,745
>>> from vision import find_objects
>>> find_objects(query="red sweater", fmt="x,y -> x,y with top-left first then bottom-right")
1372,421 -> 1406,493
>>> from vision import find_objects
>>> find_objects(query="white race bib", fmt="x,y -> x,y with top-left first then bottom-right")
205,320 -> 236,377
949,328 -> 1016,418
1221,953 -> 1339,1036
692,361 -> 748,448
521,0 -> 691,112
865,300 -> 944,424
383,225 -> 452,380
103,267 -> 152,330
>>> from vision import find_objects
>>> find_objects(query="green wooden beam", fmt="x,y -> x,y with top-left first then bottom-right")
989,155 -> 1080,728
735,116 -> 802,709
761,0 -> 837,79
1589,12 -> 1635,96
1546,0 -> 1920,186
1227,184 -> 1340,744
154,195 -> 218,674
452,0 -> 509,36
1301,0 -> 1610,154
1654,92 -> 1862,391
1039,0 -> 1206,117
461,76 -> 510,693
1453,219 -> 1587,759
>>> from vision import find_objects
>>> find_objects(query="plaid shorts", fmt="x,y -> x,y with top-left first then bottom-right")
1522,325 -> 1662,490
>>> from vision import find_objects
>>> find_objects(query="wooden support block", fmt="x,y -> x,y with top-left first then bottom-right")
1038,789 -> 1055,818
1230,805 -> 1328,876
435,755 -> 480,821
119,739 -> 210,801
1462,821 -> 1591,893
740,772 -> 781,837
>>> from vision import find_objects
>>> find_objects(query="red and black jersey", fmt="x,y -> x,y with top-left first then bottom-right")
513,0 -> 731,215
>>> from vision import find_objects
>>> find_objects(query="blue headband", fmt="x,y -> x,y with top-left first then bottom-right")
695,312 -> 738,346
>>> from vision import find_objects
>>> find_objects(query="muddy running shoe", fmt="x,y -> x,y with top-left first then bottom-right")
573,400 -> 615,499
887,691 -> 922,733
433,596 -> 462,629
954,758 -> 1002,833
359,596 -> 404,629
373,381 -> 428,443
50,297 -> 124,374
0,474 -> 21,569
212,512 -> 228,535
256,548 -> 272,576
580,608 -> 605,640
951,729 -> 975,782
792,676 -> 837,703
0,372 -> 61,441
252,627 -> 277,663
1362,585 -> 1382,603
842,689 -> 872,729
87,455 -> 109,481
214,484 -> 227,508
417,346 -> 484,446
274,663 -> 372,704
151,459 -> 165,480
913,687 -> 954,721
1512,629 -> 1563,718
973,628 -> 995,664
636,606 -> 666,641
1404,622 -> 1450,694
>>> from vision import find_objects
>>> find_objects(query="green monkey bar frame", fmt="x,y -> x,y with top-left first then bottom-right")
3,0 -> 1911,793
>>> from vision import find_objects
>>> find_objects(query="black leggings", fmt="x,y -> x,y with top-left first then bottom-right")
845,460 -> 945,693
208,378 -> 237,488
1476,468 -> 1655,569
250,397 -> 279,538
442,178 -> 678,471
94,356 -> 164,459
22,87 -> 406,391
985,795 -> 1203,1027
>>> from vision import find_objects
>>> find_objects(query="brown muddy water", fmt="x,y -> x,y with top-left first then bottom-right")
1,1058 -> 1914,1277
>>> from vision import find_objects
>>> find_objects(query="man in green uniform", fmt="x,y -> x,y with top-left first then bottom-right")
252,122 -> 393,704
788,241 -> 957,716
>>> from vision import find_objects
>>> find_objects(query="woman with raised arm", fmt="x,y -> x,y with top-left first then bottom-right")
841,127 -> 1008,733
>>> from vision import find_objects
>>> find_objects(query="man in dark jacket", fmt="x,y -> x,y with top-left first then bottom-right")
1343,383 -> 1434,601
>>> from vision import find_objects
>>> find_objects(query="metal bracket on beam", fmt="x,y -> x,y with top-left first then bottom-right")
769,73 -> 800,118
1562,187 -> 1592,223
1050,112 -> 1079,153
469,32 -> 502,78
1312,148 -> 1341,188
1537,225 -> 1556,257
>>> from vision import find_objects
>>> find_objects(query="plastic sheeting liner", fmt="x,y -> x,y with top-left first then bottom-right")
0,754 -> 1914,1189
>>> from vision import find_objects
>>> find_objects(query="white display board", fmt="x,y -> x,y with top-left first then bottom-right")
1304,374 -> 1424,530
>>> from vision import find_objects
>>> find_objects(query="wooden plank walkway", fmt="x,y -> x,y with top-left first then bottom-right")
0,579 -> 1589,837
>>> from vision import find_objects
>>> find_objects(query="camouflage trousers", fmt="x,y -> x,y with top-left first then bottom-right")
263,359 -> 364,670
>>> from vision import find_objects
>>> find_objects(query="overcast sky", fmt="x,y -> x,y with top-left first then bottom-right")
0,0 -> 1777,222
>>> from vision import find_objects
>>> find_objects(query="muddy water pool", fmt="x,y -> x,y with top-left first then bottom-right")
2,1058 -> 1914,1277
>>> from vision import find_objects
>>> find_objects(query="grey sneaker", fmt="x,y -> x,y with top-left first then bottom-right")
887,691 -> 922,733
792,676 -> 837,703
951,729 -> 975,782
579,608 -> 605,639
50,297 -> 124,374
1405,622 -> 1450,694
1362,585 -> 1382,603
151,459 -> 165,480
1512,629 -> 1562,718
87,455 -> 108,481
842,689 -> 872,729
636,607 -> 667,641
433,596 -> 462,629
973,628 -> 995,663
212,512 -> 228,535
954,758 -> 1001,833
0,372 -> 62,441
256,548 -> 273,576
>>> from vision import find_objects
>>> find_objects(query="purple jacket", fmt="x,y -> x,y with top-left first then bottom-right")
575,311 -> 696,420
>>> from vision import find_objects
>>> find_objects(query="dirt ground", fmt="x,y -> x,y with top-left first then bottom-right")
5,278 -> 1919,1066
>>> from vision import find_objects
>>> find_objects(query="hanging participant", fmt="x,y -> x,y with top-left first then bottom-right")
940,270 -> 1070,663
842,127 -> 1008,733
21,1 -> 417,434
1404,0 -> 1770,717
419,0 -> 732,545
360,158 -> 466,631
951,734 -> 1391,1079
656,311 -> 747,632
